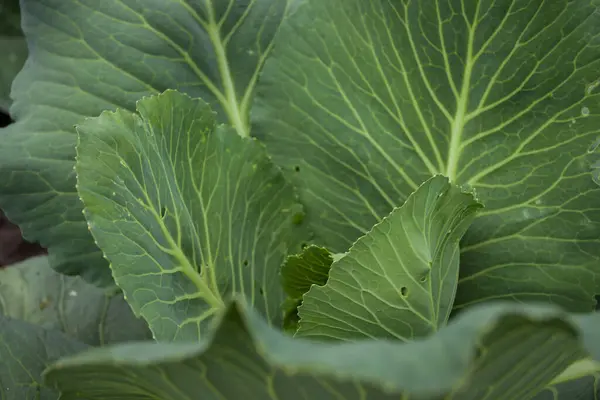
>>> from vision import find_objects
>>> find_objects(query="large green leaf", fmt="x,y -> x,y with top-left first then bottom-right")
0,316 -> 87,400
297,176 -> 481,341
0,256 -> 151,345
253,0 -> 600,312
0,37 -> 27,113
0,0 -> 27,112
533,359 -> 600,400
0,0 -> 21,36
43,297 -> 600,400
75,90 -> 307,341
0,0 -> 292,286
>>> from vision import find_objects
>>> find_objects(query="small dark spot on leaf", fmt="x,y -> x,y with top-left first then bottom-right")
294,165 -> 300,172
292,212 -> 304,225
473,344 -> 486,360
243,260 -> 249,266
595,295 -> 600,310
400,287 -> 408,297
259,287 -> 264,295
419,273 -> 428,283
160,207 -> 166,217
301,243 -> 308,249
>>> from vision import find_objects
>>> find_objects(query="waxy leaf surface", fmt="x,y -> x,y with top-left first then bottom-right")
0,0 -> 291,286
0,316 -> 87,400
0,256 -> 151,345
297,176 -> 482,341
254,0 -> 600,312
75,90 -> 306,341
44,297 -> 600,400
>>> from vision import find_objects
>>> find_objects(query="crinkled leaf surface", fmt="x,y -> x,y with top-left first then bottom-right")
75,90 -> 306,342
297,176 -> 481,341
0,256 -> 151,345
281,245 -> 334,331
0,316 -> 87,400
0,0 -> 292,286
43,297 -> 600,400
253,0 -> 600,312
282,245 -> 333,299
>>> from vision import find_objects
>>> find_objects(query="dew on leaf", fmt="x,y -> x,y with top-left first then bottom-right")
588,137 -> 600,153
582,107 -> 590,117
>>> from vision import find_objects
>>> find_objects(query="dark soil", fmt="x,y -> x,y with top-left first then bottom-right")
0,110 -> 47,267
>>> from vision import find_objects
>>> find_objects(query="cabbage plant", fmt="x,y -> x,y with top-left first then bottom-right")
1,0 -> 600,398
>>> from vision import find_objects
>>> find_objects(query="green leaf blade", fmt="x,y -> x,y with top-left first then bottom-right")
0,256 -> 151,346
0,316 -> 87,400
76,90 -> 306,341
43,298 -> 600,399
281,245 -> 334,299
253,0 -> 600,312
280,245 -> 334,332
297,176 -> 482,341
0,0 -> 291,286
534,360 -> 600,400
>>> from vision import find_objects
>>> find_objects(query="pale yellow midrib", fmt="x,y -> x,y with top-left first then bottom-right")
206,8 -> 249,138
445,26 -> 477,181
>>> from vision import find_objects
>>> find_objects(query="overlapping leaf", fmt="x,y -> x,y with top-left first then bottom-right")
0,0 -> 292,286
43,296 -> 600,400
297,176 -> 481,341
0,316 -> 87,400
280,245 -> 334,331
0,0 -> 26,112
75,90 -> 307,341
0,256 -> 151,345
533,360 -> 600,400
253,0 -> 600,312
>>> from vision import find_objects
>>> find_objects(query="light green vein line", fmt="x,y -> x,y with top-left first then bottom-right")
471,0 -> 533,110
367,3 -> 444,173
119,140 -> 223,308
469,4 -> 571,119
445,1 -> 479,181
435,0 -> 459,98
189,127 -> 220,295
467,106 -> 576,185
279,93 -> 402,210
459,262 -> 591,284
206,2 -> 248,137
72,2 -> 180,94
389,2 -> 453,123
328,73 -> 420,190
